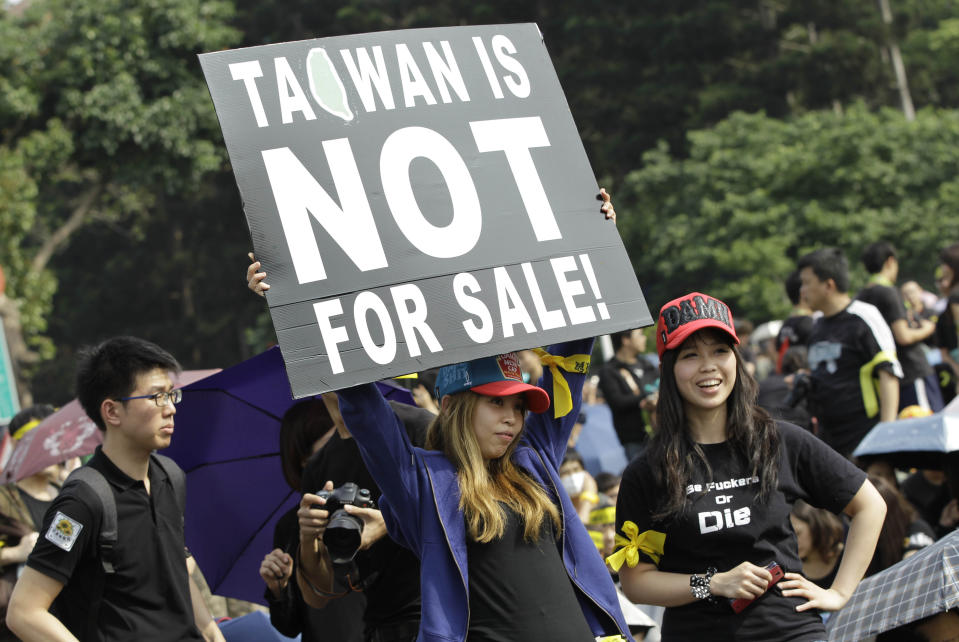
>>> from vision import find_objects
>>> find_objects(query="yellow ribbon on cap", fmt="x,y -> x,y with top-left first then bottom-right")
12,418 -> 41,441
531,348 -> 590,418
605,521 -> 665,571
596,636 -> 628,642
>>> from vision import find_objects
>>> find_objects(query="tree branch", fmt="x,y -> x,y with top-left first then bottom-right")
30,182 -> 103,275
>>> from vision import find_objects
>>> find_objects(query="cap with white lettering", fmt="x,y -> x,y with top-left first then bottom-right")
656,292 -> 739,358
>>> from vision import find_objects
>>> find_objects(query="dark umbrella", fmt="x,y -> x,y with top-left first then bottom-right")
2,369 -> 219,483
165,346 -> 413,605
826,530 -> 959,640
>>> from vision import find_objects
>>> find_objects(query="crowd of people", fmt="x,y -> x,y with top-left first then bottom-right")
0,199 -> 957,640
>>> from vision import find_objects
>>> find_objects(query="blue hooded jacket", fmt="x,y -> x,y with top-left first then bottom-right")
337,339 -> 631,641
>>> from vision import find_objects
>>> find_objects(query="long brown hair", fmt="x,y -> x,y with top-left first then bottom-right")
426,391 -> 561,543
279,399 -> 334,492
648,329 -> 780,521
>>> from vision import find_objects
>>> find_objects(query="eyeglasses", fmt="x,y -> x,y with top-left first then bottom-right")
117,389 -> 183,407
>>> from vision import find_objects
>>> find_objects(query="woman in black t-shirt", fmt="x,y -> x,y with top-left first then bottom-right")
610,292 -> 887,641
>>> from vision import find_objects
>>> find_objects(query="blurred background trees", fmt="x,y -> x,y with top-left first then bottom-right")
2,0 -> 959,404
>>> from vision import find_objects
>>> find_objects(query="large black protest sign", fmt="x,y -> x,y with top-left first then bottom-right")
201,24 -> 652,397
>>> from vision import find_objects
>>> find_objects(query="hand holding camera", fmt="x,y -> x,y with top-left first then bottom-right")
298,484 -> 334,543
300,481 -> 376,564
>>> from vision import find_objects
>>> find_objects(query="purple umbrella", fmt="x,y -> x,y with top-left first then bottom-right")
165,346 -> 413,605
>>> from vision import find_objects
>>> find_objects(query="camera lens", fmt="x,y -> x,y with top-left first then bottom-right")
323,510 -> 364,563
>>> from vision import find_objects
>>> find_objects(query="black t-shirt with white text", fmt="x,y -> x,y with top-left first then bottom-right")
615,422 -> 865,642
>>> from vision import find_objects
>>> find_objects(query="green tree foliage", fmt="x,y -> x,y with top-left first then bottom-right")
0,0 -> 241,401
618,104 -> 959,321
5,0 -> 959,403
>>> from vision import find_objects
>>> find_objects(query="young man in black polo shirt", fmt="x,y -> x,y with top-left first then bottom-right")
798,248 -> 903,457
857,241 -> 942,412
7,336 -> 223,642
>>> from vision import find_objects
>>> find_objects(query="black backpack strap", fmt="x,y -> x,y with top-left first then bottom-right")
64,467 -> 117,574
150,453 -> 186,528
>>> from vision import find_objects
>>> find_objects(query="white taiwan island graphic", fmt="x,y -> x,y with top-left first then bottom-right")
306,47 -> 354,122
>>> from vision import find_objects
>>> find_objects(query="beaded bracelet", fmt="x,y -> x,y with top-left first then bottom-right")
689,567 -> 717,601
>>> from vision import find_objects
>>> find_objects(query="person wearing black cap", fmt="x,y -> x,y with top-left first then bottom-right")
611,292 -> 886,642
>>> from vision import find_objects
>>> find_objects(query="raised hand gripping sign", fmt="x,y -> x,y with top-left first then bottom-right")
200,24 -> 651,396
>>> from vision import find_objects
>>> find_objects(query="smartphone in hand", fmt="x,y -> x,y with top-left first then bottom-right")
729,562 -> 784,614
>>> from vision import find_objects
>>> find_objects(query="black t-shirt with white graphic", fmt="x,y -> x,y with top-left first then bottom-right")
615,422 -> 865,642
806,300 -> 902,457
856,284 -> 932,383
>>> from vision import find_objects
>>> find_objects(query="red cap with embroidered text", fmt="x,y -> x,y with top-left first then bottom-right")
656,292 -> 739,358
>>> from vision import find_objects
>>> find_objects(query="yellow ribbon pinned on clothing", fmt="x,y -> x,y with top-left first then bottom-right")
531,348 -> 590,418
596,637 -> 628,642
605,521 -> 665,571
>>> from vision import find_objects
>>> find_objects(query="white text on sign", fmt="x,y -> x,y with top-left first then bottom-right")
314,255 -> 610,374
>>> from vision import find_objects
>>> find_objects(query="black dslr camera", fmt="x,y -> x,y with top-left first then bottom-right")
315,482 -> 375,563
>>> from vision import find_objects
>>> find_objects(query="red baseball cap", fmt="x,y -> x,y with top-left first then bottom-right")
656,292 -> 739,358
435,352 -> 551,414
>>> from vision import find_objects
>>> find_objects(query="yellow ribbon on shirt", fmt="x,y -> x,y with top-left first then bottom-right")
531,348 -> 590,418
605,520 -> 665,571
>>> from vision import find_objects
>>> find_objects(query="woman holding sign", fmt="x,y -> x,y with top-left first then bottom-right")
330,343 -> 631,641
610,292 -> 886,641
246,193 -> 630,641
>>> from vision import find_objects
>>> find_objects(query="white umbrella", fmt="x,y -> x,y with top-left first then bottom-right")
852,396 -> 959,466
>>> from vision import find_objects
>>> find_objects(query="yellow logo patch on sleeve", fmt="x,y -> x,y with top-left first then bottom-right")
45,511 -> 83,552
